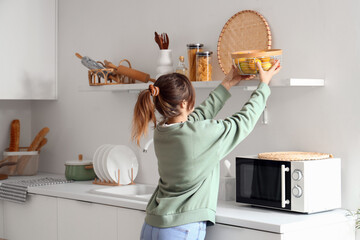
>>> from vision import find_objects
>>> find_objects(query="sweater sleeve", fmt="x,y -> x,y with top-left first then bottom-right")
188,84 -> 231,122
216,82 -> 271,158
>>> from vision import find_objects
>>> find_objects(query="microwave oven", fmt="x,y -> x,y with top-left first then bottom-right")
235,156 -> 341,213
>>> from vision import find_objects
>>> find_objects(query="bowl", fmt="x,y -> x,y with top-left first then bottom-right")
231,49 -> 282,75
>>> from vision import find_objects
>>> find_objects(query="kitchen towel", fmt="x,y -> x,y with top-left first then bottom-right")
0,176 -> 72,203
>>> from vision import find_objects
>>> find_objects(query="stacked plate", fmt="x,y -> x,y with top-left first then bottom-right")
93,144 -> 138,185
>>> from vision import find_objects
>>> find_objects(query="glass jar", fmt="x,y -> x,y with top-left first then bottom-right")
196,51 -> 213,81
175,56 -> 188,78
187,43 -> 203,81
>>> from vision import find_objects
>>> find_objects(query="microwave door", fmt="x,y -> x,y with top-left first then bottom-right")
236,158 -> 291,210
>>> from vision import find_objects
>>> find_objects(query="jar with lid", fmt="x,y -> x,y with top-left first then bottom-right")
187,43 -> 203,81
196,51 -> 213,81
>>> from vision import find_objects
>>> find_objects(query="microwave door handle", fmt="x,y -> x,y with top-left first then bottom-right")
281,164 -> 290,208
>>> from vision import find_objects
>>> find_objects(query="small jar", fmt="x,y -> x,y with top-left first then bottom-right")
196,51 -> 213,81
187,43 -> 203,81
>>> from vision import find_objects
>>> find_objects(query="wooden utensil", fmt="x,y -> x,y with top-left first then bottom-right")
154,32 -> 162,50
104,60 -> 156,83
154,32 -> 169,50
162,33 -> 169,49
0,174 -> 8,180
0,161 -> 17,169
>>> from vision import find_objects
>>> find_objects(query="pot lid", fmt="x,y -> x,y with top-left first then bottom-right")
65,160 -> 92,166
65,154 -> 92,165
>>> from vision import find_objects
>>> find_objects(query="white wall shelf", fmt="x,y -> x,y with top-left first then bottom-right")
78,78 -> 324,93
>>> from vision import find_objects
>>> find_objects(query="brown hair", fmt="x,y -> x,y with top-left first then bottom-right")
131,73 -> 195,146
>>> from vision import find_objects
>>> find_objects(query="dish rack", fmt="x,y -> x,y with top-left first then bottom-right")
88,59 -> 135,86
92,168 -> 135,186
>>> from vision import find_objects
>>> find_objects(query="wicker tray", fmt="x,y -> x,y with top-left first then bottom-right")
217,10 -> 272,74
258,151 -> 334,161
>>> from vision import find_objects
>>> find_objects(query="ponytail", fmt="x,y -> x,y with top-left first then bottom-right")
131,89 -> 156,146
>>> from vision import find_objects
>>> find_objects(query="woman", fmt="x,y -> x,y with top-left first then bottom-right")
132,61 -> 281,240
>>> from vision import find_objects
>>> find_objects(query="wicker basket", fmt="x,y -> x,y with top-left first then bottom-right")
258,151 -> 333,161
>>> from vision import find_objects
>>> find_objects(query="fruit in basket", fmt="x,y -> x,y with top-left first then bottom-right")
259,57 -> 271,62
248,58 -> 261,71
231,49 -> 282,74
234,58 -> 247,65
261,62 -> 272,71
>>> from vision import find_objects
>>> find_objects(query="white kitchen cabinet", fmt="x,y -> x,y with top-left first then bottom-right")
0,200 -> 4,238
58,198 -> 117,240
282,220 -> 355,240
117,207 -> 146,239
206,223 -> 280,240
0,0 -> 57,100
3,194 -> 57,240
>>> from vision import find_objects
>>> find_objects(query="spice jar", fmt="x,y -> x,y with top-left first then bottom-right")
196,51 -> 213,81
187,43 -> 203,81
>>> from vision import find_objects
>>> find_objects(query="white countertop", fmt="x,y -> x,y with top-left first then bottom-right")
0,173 -> 353,234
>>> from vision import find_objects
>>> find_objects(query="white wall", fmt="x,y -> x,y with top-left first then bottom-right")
30,0 -> 360,211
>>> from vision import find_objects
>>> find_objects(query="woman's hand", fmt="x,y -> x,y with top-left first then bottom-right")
221,66 -> 255,90
257,60 -> 282,85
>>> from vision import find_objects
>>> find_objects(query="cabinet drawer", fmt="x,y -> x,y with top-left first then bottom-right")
0,200 -> 4,238
58,198 -> 117,240
3,195 -> 57,240
117,208 -> 146,239
206,223 -> 281,240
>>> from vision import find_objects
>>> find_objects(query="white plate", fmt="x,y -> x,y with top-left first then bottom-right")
99,144 -> 115,182
93,144 -> 109,181
104,145 -> 138,184
97,145 -> 114,182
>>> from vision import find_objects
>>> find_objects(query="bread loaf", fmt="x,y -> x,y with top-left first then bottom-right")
28,127 -> 50,151
9,119 -> 20,152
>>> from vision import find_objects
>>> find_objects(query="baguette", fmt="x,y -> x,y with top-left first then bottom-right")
28,127 -> 50,151
17,127 -> 49,175
8,119 -> 20,174
36,138 -> 48,152
9,119 -> 20,152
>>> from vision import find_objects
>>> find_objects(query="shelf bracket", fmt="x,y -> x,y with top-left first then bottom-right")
262,105 -> 268,125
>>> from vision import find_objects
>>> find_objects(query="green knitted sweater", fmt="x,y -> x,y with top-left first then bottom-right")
145,82 -> 271,228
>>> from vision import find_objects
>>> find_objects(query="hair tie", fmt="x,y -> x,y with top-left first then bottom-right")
149,84 -> 160,97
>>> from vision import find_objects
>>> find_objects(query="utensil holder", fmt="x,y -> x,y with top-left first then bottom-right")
88,59 -> 135,86
156,49 -> 173,79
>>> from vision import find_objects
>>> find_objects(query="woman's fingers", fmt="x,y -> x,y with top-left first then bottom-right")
269,60 -> 280,72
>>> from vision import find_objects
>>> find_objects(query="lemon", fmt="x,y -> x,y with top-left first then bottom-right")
261,62 -> 272,71
248,58 -> 261,70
